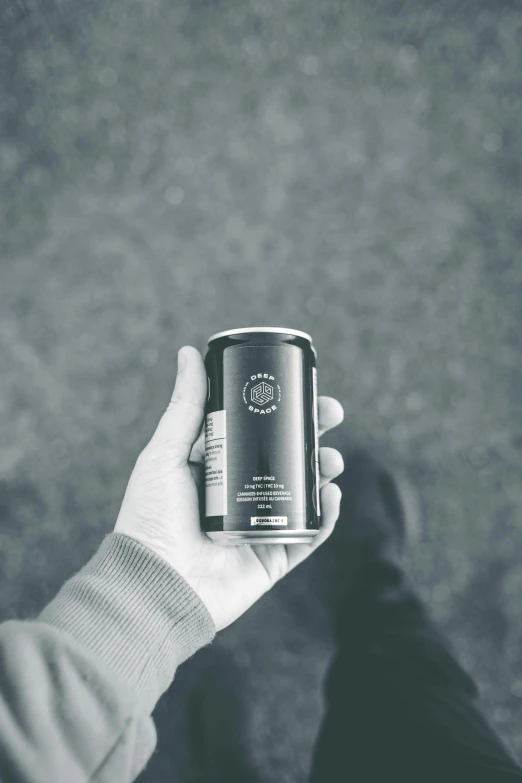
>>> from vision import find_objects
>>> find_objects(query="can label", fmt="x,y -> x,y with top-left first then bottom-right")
205,410 -> 227,516
205,345 -> 307,526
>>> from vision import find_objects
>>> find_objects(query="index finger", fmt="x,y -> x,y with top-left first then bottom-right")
318,396 -> 344,437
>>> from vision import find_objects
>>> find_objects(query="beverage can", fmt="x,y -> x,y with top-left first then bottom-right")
203,327 -> 321,545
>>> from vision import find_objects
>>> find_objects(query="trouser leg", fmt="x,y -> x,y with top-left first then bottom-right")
309,558 -> 522,782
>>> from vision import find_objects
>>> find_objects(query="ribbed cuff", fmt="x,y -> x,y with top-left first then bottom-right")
37,532 -> 216,714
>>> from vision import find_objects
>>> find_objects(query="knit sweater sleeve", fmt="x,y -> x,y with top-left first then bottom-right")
0,532 -> 216,783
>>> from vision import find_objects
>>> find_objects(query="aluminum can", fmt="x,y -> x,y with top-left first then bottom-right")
203,327 -> 321,545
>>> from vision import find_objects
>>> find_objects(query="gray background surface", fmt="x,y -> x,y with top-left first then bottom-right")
1,0 -> 522,780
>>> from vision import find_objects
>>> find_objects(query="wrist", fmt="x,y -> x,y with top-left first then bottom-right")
38,532 -> 216,714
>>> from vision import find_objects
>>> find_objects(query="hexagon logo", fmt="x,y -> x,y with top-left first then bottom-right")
251,381 -> 274,405
243,372 -> 281,414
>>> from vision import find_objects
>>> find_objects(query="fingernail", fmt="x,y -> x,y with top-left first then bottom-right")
178,347 -> 187,372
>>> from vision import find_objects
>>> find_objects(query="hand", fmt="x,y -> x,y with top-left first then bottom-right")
115,345 -> 345,633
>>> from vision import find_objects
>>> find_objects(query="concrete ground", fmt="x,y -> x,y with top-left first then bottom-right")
1,0 -> 522,780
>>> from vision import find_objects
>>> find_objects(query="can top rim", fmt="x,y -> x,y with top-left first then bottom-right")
208,327 -> 313,344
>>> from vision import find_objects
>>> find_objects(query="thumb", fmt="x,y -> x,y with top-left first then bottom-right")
148,346 -> 207,462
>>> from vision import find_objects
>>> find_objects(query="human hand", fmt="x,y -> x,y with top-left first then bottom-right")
114,346 -> 345,633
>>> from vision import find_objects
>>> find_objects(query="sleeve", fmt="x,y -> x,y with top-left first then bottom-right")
0,532 -> 216,783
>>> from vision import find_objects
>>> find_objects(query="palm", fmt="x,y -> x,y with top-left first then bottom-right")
183,444 -> 328,632
183,458 -> 291,630
186,540 -> 288,633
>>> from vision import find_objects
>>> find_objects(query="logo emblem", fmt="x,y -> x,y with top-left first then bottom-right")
243,372 -> 282,414
251,381 -> 273,406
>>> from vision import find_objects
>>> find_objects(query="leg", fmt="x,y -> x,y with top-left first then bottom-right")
178,648 -> 262,783
309,451 -> 522,782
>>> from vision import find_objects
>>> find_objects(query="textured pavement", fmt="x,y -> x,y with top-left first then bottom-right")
1,0 -> 522,780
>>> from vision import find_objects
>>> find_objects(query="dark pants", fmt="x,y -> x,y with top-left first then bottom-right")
309,557 -> 522,782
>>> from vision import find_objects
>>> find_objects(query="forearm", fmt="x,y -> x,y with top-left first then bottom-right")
0,533 -> 216,783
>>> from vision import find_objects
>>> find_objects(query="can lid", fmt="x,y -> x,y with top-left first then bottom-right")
208,326 -> 314,344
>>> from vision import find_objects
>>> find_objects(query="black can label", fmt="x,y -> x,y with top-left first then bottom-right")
205,345 -> 309,528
